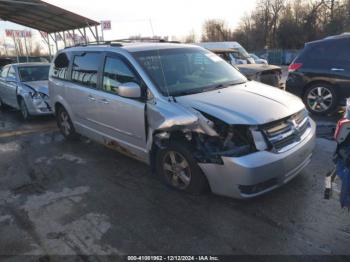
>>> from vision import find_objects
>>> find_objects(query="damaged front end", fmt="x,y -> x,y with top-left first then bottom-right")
147,99 -> 260,165
236,64 -> 283,88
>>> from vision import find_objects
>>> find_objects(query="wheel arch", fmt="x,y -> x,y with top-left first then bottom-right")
54,101 -> 65,116
16,94 -> 24,108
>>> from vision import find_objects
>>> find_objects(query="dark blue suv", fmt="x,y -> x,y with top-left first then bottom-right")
286,34 -> 350,115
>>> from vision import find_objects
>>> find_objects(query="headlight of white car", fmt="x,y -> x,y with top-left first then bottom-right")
250,128 -> 268,151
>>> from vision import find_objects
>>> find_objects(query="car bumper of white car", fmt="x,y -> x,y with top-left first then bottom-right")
199,119 -> 316,199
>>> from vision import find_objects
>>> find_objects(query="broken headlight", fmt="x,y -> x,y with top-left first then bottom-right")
30,92 -> 47,100
30,92 -> 49,108
250,128 -> 268,151
194,124 -> 257,164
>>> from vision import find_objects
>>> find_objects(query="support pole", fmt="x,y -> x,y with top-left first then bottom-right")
100,24 -> 104,42
73,29 -> 76,45
59,32 -> 66,48
23,35 -> 29,62
66,31 -> 74,46
49,33 -> 57,53
95,25 -> 100,43
83,27 -> 87,44
87,23 -> 97,42
40,31 -> 52,60
47,35 -> 52,60
78,28 -> 86,44
12,35 -> 19,63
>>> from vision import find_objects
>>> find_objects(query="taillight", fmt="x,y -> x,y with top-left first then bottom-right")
334,118 -> 350,142
288,63 -> 303,72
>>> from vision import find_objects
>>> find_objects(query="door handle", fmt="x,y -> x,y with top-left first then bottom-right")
331,68 -> 345,72
87,95 -> 96,101
100,98 -> 109,104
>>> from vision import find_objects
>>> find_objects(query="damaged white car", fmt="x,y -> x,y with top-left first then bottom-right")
0,63 -> 52,119
49,43 -> 316,199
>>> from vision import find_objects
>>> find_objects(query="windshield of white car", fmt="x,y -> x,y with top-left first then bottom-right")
133,48 -> 247,96
18,66 -> 50,82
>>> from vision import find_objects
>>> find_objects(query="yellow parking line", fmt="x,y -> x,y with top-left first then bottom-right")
0,126 -> 58,138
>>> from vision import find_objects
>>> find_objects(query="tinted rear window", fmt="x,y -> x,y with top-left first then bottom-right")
300,39 -> 350,62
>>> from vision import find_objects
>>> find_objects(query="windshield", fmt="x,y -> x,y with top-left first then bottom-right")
133,48 -> 247,96
19,66 -> 50,82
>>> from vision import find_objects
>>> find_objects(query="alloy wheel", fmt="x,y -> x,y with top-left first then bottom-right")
306,86 -> 333,113
162,151 -> 192,190
59,110 -> 71,136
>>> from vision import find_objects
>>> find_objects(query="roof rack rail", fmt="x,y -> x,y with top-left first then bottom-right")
65,38 -> 181,48
108,38 -> 181,43
65,41 -> 123,49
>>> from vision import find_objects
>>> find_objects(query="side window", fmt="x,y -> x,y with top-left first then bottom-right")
7,67 -> 16,79
102,56 -> 140,94
52,53 -> 70,80
72,53 -> 101,88
1,66 -> 9,78
306,41 -> 339,61
336,39 -> 350,63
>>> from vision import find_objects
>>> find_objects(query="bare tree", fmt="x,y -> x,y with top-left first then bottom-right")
201,19 -> 233,42
184,30 -> 197,43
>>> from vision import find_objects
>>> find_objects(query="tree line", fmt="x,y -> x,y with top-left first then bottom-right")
197,0 -> 350,51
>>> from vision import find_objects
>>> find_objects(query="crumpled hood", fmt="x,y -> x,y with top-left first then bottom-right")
176,81 -> 305,125
23,80 -> 49,96
237,64 -> 281,76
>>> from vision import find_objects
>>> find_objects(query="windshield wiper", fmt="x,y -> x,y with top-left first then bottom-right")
202,81 -> 245,92
202,84 -> 226,92
173,90 -> 202,96
172,81 -> 247,97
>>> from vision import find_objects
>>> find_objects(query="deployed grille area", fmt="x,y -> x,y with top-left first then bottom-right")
262,110 -> 311,153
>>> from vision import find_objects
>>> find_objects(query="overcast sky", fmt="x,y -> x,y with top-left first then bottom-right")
0,0 -> 257,40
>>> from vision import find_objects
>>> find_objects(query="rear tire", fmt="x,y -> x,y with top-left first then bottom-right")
303,83 -> 337,115
56,106 -> 78,140
155,142 -> 209,195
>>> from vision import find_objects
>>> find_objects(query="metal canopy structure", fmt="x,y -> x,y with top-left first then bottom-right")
0,0 -> 101,58
0,0 -> 100,33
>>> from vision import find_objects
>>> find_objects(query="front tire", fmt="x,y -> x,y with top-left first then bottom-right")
19,98 -> 31,120
155,142 -> 209,194
56,107 -> 78,140
303,83 -> 337,115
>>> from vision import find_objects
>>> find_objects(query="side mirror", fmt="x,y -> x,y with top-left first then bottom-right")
118,82 -> 141,98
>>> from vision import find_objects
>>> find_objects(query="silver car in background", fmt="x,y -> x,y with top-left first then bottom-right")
49,43 -> 315,199
0,63 -> 52,119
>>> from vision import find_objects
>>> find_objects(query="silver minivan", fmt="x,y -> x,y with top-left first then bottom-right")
49,43 -> 316,199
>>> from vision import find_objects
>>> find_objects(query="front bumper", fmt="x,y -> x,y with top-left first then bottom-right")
199,119 -> 316,199
24,95 -> 53,116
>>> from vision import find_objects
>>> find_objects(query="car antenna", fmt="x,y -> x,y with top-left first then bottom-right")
149,19 -> 174,102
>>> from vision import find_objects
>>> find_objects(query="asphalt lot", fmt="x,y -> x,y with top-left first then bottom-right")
0,105 -> 350,260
